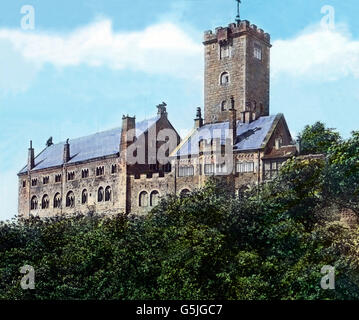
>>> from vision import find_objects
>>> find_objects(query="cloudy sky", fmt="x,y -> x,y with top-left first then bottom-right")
0,0 -> 358,221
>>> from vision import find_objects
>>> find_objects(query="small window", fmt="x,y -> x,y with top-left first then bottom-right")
43,176 -> 49,185
236,162 -> 255,173
22,181 -> 26,188
31,179 -> 38,187
254,44 -> 262,60
220,72 -> 229,85
178,166 -> 194,177
82,169 -> 89,179
55,174 -> 62,183
216,163 -> 228,174
67,171 -> 75,181
220,44 -> 230,59
204,164 -> 215,175
96,166 -> 105,176
111,164 -> 117,174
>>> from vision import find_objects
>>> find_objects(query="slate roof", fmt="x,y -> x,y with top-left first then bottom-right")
172,115 -> 278,157
19,116 -> 160,174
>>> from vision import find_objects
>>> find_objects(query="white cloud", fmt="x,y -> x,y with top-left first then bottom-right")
272,24 -> 359,81
0,19 -> 202,81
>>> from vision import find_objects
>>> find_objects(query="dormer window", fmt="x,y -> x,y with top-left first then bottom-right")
220,72 -> 230,85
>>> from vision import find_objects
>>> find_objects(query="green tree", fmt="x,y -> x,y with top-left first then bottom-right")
298,121 -> 341,155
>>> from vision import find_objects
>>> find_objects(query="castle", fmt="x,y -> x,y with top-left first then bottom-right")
18,9 -> 297,218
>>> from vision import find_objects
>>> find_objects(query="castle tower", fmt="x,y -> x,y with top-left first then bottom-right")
203,5 -> 271,124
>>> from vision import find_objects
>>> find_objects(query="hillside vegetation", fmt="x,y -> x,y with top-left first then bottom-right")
1,123 -> 359,300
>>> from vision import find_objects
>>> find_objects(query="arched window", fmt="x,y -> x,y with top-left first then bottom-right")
150,191 -> 160,207
105,186 -> 111,202
180,189 -> 191,197
66,191 -> 75,208
82,189 -> 88,204
220,72 -> 229,85
98,187 -> 104,202
54,193 -> 61,208
139,191 -> 148,207
30,196 -> 38,210
41,194 -> 49,209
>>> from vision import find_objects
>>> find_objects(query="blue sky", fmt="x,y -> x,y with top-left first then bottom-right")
0,0 -> 358,220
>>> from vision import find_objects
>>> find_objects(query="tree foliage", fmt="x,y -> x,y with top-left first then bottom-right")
298,121 -> 341,155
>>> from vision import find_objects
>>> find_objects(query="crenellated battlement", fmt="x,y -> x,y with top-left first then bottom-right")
203,20 -> 270,45
130,171 -> 170,182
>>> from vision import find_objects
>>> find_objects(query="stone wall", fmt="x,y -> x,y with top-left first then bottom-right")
18,156 -> 126,219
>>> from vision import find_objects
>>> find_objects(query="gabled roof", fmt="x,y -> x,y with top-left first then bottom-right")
19,116 -> 160,174
171,115 -> 278,157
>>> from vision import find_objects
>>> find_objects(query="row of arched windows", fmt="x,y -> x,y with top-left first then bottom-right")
138,189 -> 191,208
139,190 -> 160,207
30,186 -> 112,210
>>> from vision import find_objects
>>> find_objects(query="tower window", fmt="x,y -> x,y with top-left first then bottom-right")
221,100 -> 227,111
220,72 -> 230,85
22,181 -> 26,188
31,178 -> 38,187
220,44 -> 230,59
254,44 -> 262,60
111,164 -> 117,174
55,174 -> 62,183
43,176 -> 49,185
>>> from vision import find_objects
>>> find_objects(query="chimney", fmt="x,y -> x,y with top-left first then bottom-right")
63,139 -> 70,163
194,107 -> 203,128
229,96 -> 237,144
157,102 -> 168,118
241,101 -> 254,124
120,115 -> 136,153
27,140 -> 35,172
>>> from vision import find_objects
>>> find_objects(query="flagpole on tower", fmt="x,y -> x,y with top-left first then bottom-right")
235,0 -> 241,24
